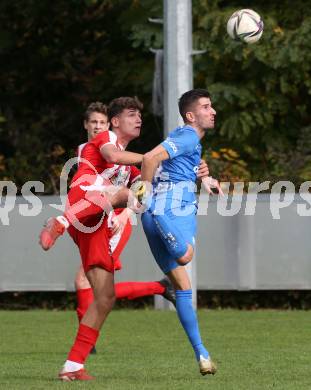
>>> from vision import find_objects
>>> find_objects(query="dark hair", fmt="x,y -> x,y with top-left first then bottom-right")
84,102 -> 107,121
178,89 -> 210,122
108,97 -> 143,122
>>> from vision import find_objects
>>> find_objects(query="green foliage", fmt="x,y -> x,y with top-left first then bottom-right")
192,0 -> 311,184
0,0 -> 162,192
0,0 -> 310,190
203,147 -> 251,182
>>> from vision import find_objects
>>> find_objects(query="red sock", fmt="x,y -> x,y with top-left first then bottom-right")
115,281 -> 165,300
67,323 -> 99,364
76,288 -> 94,322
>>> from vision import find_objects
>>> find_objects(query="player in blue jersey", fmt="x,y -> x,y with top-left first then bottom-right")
139,89 -> 220,376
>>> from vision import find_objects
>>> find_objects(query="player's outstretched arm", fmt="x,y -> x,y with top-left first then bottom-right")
131,145 -> 169,204
100,144 -> 143,165
141,145 -> 170,183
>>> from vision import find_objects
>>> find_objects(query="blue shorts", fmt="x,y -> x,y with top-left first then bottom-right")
141,196 -> 197,274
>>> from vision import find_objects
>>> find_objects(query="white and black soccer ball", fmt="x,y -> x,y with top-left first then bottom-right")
227,9 -> 264,44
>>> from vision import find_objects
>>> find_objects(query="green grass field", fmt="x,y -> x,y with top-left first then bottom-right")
0,309 -> 310,389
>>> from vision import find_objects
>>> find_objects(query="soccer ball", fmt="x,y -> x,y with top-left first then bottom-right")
227,9 -> 264,44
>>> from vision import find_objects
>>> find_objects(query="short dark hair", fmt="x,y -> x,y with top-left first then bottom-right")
108,97 -> 143,122
84,102 -> 108,121
178,89 -> 210,122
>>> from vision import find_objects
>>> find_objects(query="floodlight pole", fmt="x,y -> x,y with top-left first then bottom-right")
154,0 -> 197,310
163,0 -> 193,134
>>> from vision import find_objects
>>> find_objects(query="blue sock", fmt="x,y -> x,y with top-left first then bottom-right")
175,290 -> 209,361
152,213 -> 188,259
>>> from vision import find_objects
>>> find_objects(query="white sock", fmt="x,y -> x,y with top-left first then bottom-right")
63,360 -> 84,372
56,215 -> 70,229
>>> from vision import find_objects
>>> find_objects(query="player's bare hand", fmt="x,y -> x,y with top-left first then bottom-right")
109,211 -> 127,235
110,214 -> 121,235
197,159 -> 209,179
202,176 -> 224,196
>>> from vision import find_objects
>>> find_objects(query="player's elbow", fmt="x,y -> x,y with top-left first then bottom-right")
142,152 -> 158,166
104,150 -> 119,164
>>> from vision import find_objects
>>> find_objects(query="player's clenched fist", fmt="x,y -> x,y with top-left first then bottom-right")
129,180 -> 153,211
131,180 -> 147,203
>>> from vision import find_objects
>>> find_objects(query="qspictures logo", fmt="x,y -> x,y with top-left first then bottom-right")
1,157 -> 311,229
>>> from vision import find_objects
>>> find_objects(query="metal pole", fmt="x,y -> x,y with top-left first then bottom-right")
155,0 -> 197,310
163,0 -> 193,135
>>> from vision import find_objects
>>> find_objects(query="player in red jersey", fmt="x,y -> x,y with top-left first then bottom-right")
54,97 -> 146,381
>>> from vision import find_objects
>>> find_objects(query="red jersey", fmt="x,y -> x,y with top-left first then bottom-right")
72,131 -> 140,188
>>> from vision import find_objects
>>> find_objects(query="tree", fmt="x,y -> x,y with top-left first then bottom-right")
192,0 -> 311,184
0,0 -> 310,190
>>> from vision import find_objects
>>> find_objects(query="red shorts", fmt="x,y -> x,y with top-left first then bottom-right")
65,178 -> 112,227
68,214 -> 132,274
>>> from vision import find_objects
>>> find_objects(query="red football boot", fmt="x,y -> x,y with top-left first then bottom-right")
58,368 -> 94,381
39,217 -> 65,250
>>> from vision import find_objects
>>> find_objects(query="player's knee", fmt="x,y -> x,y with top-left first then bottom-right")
177,255 -> 192,266
75,274 -> 90,290
177,244 -> 193,266
75,267 -> 91,290
110,187 -> 129,208
96,292 -> 116,313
